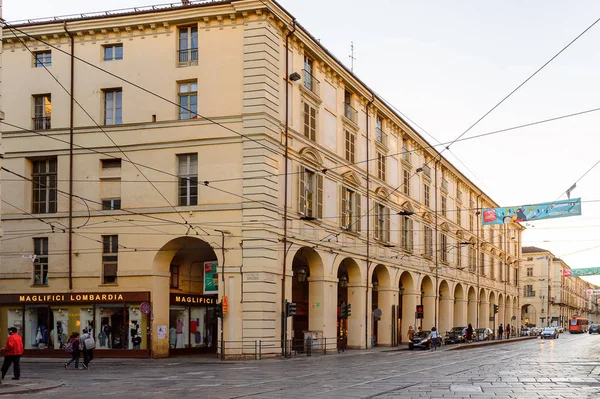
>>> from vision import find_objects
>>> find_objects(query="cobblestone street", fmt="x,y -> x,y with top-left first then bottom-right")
1,333 -> 600,398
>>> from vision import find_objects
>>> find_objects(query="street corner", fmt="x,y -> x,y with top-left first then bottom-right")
0,379 -> 64,396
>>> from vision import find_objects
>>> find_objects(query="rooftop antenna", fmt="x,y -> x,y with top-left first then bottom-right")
349,41 -> 356,72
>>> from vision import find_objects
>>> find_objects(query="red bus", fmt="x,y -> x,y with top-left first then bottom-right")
569,317 -> 589,333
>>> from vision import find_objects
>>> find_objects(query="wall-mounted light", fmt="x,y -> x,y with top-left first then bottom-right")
296,267 -> 307,282
339,275 -> 348,288
289,72 -> 301,82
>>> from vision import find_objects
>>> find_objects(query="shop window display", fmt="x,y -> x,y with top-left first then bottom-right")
169,306 -> 217,350
95,304 -> 147,350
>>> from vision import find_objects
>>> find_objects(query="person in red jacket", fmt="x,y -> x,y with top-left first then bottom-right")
1,327 -> 24,381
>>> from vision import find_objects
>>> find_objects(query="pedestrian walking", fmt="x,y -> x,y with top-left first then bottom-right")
407,326 -> 414,341
1,327 -> 24,381
429,327 -> 440,351
506,324 -> 511,339
466,323 -> 474,342
498,324 -> 503,340
79,328 -> 95,370
64,332 -> 81,369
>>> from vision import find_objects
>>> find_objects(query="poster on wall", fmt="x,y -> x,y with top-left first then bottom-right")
481,198 -> 581,226
204,261 -> 219,294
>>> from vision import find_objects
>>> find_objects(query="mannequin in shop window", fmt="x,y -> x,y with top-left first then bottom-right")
130,321 -> 141,350
102,322 -> 112,349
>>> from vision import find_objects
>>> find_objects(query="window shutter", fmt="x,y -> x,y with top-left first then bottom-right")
408,219 -> 414,251
355,193 -> 361,232
385,207 -> 391,242
310,106 -> 316,141
373,205 -> 379,240
303,103 -> 309,139
299,167 -> 306,215
400,216 -> 405,249
340,186 -> 345,228
316,173 -> 323,219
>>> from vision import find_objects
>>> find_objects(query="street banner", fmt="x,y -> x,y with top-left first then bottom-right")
562,267 -> 600,277
203,260 -> 219,294
481,198 -> 582,226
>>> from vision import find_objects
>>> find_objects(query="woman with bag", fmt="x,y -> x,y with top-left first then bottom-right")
80,328 -> 95,370
64,332 -> 81,369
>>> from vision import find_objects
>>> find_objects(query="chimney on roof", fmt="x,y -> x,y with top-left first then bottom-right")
182,0 -> 190,5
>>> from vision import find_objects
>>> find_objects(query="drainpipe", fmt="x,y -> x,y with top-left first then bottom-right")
281,19 -> 296,356
64,22 -> 75,290
365,95 -> 374,349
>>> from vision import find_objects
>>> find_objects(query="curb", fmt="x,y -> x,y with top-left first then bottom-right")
447,336 -> 538,350
0,381 -> 64,396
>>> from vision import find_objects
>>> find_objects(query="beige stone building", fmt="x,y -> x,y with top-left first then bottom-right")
520,246 -> 600,329
0,0 -> 522,358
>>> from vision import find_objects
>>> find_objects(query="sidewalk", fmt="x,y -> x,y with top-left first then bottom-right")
0,379 -> 64,396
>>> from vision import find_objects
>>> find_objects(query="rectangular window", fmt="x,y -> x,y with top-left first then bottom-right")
33,50 -> 51,67
377,152 -> 386,181
374,203 -> 390,242
469,246 -> 476,272
525,284 -> 535,297
499,260 -> 504,282
345,130 -> 355,163
402,169 -> 410,196
376,115 -> 384,144
178,81 -> 198,120
170,264 -> 180,288
424,183 -> 430,208
102,199 -> 121,210
527,267 -> 533,277
402,143 -> 411,164
400,216 -> 413,251
490,259 -> 495,280
343,90 -> 357,123
104,88 -> 122,125
303,102 -> 317,141
457,245 -> 462,268
440,234 -> 448,263
441,195 -> 447,216
303,55 -> 318,93
33,238 -> 49,286
456,207 -> 461,225
103,44 -> 123,61
101,159 -> 122,170
424,226 -> 433,258
32,158 -> 57,214
341,187 -> 361,232
102,235 -> 119,284
177,154 -> 198,206
33,94 -> 51,130
299,167 -> 323,219
178,26 -> 198,66
480,252 -> 485,275
469,213 -> 474,232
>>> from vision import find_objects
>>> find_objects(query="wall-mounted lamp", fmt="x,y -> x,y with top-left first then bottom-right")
397,210 -> 415,216
296,267 -> 307,282
372,277 -> 379,291
339,275 -> 348,288
289,72 -> 301,82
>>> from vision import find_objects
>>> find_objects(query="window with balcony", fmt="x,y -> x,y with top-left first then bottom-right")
374,203 -> 390,242
177,154 -> 198,206
400,216 -> 413,251
343,90 -> 357,124
441,195 -> 447,217
103,44 -> 123,61
33,237 -> 49,286
178,26 -> 198,66
345,130 -> 355,163
424,226 -> 433,258
33,94 -> 52,130
303,102 -> 317,141
178,81 -> 198,120
32,158 -> 57,214
299,167 -> 323,220
375,115 -> 386,145
103,88 -> 122,125
456,185 -> 462,202
377,152 -> 386,181
303,55 -> 319,94
102,235 -> 119,284
33,50 -> 51,67
424,183 -> 430,208
341,187 -> 361,232
402,168 -> 410,196
402,143 -> 411,164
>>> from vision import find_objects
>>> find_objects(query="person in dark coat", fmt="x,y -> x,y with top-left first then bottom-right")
498,324 -> 504,340
466,323 -> 474,342
64,332 -> 81,369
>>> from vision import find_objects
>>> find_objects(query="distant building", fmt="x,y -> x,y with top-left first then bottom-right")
0,0 -> 522,358
521,246 -> 600,327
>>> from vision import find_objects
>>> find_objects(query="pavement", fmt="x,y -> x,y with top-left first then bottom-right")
0,334 -> 594,398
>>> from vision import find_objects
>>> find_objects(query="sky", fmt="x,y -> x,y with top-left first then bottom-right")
5,1 -> 600,284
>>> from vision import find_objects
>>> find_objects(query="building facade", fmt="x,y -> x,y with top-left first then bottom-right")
0,0 -> 522,358
520,246 -> 600,328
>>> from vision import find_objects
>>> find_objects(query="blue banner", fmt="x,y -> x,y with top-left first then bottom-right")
482,198 -> 582,225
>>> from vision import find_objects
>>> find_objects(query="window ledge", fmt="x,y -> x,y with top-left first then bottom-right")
99,283 -> 119,287
299,85 -> 322,106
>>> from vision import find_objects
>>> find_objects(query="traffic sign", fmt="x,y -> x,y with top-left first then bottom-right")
140,302 -> 151,315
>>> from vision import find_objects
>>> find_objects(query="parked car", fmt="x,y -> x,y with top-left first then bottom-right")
589,324 -> 600,334
408,331 -> 432,350
445,326 -> 467,345
541,327 -> 559,339
476,328 -> 494,341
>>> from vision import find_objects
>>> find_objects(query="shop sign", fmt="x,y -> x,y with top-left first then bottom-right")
204,260 -> 219,294
170,293 -> 217,305
0,292 -> 150,304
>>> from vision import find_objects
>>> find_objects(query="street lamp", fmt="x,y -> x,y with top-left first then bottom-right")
296,267 -> 307,282
339,275 -> 348,288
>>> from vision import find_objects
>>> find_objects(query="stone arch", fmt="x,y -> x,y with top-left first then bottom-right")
398,271 -> 416,343
438,280 -> 452,332
335,257 -> 362,349
420,275 -> 435,329
453,283 -> 467,328
371,264 -> 393,346
467,286 -> 477,328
